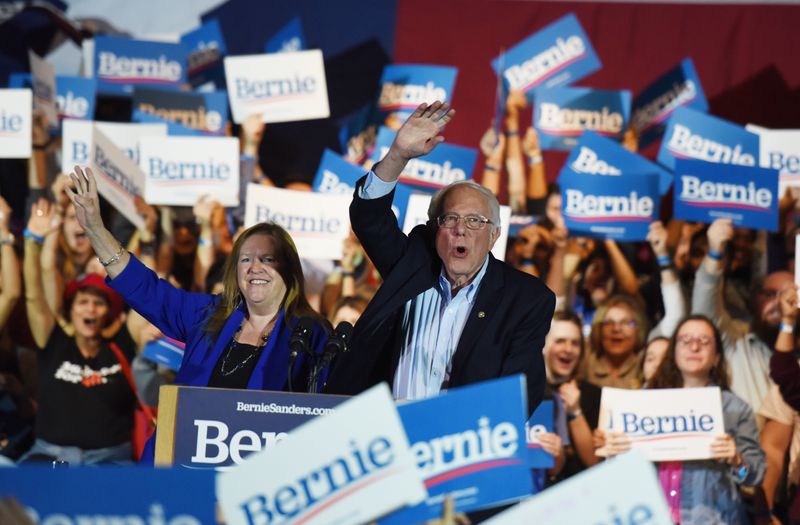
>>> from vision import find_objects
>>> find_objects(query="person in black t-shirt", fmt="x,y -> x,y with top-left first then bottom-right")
20,199 -> 136,465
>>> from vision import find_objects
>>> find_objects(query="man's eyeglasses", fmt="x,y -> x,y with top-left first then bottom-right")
600,319 -> 637,330
676,334 -> 712,347
437,214 -> 493,230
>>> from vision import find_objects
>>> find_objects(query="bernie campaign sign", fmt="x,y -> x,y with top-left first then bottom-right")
312,149 -> 367,195
132,87 -> 228,135
632,58 -> 708,149
747,126 -> 800,196
0,89 -> 32,158
482,451 -> 671,525
673,158 -> 779,232
560,170 -> 660,241
560,131 -> 673,195
224,50 -> 330,124
9,74 -> 97,120
28,51 -> 58,129
597,386 -> 724,462
265,16 -> 307,54
91,35 -> 188,96
534,87 -> 631,151
526,400 -> 555,469
0,467 -> 217,525
217,383 -> 426,525
657,106 -> 759,172
491,13 -> 601,95
381,376 -> 531,524
372,126 -> 477,190
181,18 -> 227,89
376,64 -> 458,124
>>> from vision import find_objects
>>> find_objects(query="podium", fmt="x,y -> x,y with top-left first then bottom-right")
154,385 -> 347,468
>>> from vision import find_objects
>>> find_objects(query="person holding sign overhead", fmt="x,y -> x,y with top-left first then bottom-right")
64,166 -> 328,462
325,101 -> 555,415
600,315 -> 765,525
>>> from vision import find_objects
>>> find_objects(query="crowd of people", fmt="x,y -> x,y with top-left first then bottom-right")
0,85 -> 798,525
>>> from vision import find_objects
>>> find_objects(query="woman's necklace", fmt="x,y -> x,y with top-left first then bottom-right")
219,317 -> 276,377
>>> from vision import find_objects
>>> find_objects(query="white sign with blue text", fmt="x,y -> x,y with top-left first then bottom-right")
482,451 -> 672,525
90,126 -> 146,230
657,106 -> 759,172
376,64 -> 458,123
217,383 -> 427,525
673,158 -> 779,232
140,136 -> 240,207
0,89 -> 31,158
561,131 -> 673,195
372,126 -> 478,190
597,386 -> 724,461
747,126 -> 800,196
560,171 -> 660,241
632,58 -> 708,149
62,119 -> 168,173
534,87 -> 631,151
402,193 -> 512,262
491,13 -> 601,95
245,184 -> 351,260
381,375 -> 531,524
224,50 -> 330,124
91,36 -> 188,96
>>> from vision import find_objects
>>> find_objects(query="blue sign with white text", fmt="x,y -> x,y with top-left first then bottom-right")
0,467 -> 216,524
172,387 -> 346,468
561,170 -> 660,241
534,87 -> 631,151
657,106 -> 759,172
491,13 -> 601,94
264,16 -> 307,54
673,158 -> 779,232
372,126 -> 477,189
526,400 -> 554,468
561,131 -> 673,195
10,73 -> 97,120
142,337 -> 185,371
376,64 -> 458,123
181,19 -> 227,88
312,149 -> 366,194
381,375 -> 531,524
632,58 -> 708,149
94,36 -> 188,95
132,87 -> 228,135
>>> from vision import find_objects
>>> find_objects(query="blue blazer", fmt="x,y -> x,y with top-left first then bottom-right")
107,256 -> 327,391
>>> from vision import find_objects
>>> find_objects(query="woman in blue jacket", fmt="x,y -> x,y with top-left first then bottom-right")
65,166 -> 328,459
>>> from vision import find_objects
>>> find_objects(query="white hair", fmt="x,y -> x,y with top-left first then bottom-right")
427,181 -> 501,232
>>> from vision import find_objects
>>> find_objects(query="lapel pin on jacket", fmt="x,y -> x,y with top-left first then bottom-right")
478,311 -> 486,318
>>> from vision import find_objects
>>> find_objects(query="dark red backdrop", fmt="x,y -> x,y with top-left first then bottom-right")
393,1 -> 800,188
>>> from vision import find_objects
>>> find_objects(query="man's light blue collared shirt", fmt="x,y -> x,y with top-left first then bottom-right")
360,171 -> 490,400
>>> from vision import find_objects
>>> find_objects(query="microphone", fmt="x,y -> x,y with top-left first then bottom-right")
288,316 -> 316,360
287,316 -> 316,392
320,321 -> 354,367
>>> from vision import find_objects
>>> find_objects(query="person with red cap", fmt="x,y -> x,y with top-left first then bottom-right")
20,198 -> 137,464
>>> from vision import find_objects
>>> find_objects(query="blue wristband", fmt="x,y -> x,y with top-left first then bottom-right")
780,322 -> 794,334
197,237 -> 212,247
707,249 -> 723,261
23,228 -> 44,244
657,255 -> 670,266
520,258 -> 536,267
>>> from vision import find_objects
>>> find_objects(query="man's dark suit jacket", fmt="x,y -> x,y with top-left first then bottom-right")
325,177 -> 555,414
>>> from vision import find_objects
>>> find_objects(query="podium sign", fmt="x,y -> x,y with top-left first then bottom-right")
155,385 -> 347,468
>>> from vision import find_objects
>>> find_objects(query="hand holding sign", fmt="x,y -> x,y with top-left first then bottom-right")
646,220 -> 668,258
710,433 -> 742,466
779,283 -> 799,320
706,218 -> 733,257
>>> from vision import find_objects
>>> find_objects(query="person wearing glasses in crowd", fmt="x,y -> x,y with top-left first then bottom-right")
600,315 -> 765,525
326,101 -> 556,417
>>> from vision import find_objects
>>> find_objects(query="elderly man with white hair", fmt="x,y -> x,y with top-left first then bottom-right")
326,101 -> 555,414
